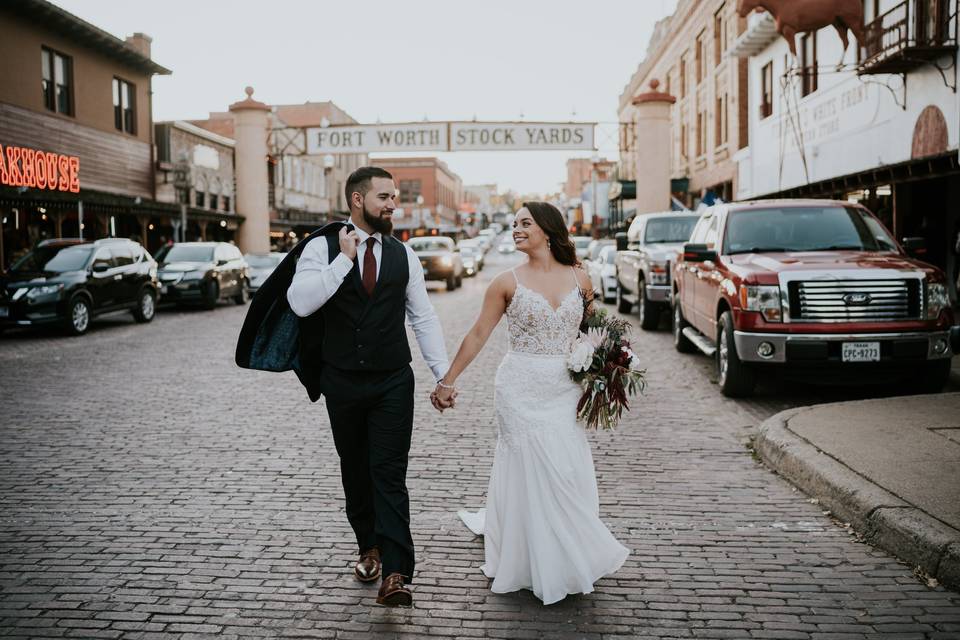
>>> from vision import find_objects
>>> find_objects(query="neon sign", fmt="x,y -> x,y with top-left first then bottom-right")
0,144 -> 80,193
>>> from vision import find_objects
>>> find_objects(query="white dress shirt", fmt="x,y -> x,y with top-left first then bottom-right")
287,226 -> 450,382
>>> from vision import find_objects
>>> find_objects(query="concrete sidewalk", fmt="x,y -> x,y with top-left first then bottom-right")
756,380 -> 960,591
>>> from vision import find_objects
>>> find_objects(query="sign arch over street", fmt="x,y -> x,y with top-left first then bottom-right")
300,121 -> 596,154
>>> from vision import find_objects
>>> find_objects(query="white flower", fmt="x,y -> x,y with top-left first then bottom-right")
623,346 -> 642,371
584,327 -> 607,349
567,340 -> 595,373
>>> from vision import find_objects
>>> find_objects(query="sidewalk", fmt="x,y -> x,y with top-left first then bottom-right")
756,364 -> 960,591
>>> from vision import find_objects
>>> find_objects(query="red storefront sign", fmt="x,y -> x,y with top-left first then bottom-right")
0,144 -> 80,193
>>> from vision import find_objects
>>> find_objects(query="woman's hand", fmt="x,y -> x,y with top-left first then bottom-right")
430,383 -> 457,412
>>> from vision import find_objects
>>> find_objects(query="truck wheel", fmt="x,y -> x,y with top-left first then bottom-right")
616,283 -> 632,314
672,300 -> 696,354
910,359 -> 951,394
638,277 -> 659,331
717,311 -> 756,397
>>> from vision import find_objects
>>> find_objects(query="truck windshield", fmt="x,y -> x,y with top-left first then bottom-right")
724,206 -> 898,255
644,217 -> 699,243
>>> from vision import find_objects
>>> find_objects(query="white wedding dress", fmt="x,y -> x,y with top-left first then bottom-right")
458,268 -> 629,605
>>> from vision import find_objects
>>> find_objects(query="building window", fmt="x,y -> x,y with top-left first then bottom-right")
196,191 -> 205,208
223,196 -> 231,212
176,188 -> 189,204
800,33 -> 818,96
680,124 -> 688,159
112,78 -> 136,133
697,110 -> 708,157
680,55 -> 687,98
399,179 -> 422,203
695,31 -> 706,83
210,194 -> 219,211
41,47 -> 73,115
666,68 -> 672,96
760,62 -> 773,118
715,93 -> 729,147
714,5 -> 726,61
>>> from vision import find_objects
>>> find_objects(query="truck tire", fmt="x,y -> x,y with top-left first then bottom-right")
638,277 -> 659,331
616,282 -> 632,314
910,359 -> 951,395
717,311 -> 756,397
672,299 -> 696,354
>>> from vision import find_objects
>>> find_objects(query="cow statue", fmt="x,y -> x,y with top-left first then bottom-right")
737,0 -> 864,59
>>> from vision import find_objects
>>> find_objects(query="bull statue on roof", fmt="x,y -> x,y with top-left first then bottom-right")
737,0 -> 865,59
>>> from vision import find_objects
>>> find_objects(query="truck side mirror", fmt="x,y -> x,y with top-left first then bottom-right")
901,237 -> 926,256
683,243 -> 717,263
615,232 -> 628,252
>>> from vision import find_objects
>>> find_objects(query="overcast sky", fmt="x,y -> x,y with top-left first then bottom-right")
53,0 -> 678,195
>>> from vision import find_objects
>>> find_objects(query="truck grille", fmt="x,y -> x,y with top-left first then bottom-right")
788,279 -> 921,322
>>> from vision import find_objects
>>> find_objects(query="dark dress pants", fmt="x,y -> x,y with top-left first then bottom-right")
320,364 -> 415,581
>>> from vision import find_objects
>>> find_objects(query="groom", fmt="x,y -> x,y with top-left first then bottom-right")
287,166 -> 451,606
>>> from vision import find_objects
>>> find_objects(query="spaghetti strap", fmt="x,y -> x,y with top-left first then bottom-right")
510,268 -> 520,284
570,266 -> 579,288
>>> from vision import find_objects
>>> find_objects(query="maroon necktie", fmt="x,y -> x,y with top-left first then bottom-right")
362,237 -> 377,296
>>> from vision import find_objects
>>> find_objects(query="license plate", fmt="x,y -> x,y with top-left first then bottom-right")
842,341 -> 880,362
0,306 -> 8,318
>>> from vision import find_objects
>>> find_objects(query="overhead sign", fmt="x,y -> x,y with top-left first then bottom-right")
305,122 -> 595,154
0,144 -> 80,193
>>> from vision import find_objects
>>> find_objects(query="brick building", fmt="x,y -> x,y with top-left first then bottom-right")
373,157 -> 463,240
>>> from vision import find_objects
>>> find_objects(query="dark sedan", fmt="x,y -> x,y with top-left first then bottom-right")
0,237 -> 159,336
156,242 -> 249,309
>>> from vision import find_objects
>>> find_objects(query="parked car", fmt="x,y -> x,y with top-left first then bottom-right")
498,238 -> 517,254
244,252 -> 286,293
457,239 -> 485,271
588,245 -> 618,303
156,242 -> 249,309
407,236 -> 463,290
572,236 -> 592,261
585,238 -> 615,264
615,211 -> 700,330
477,228 -> 497,253
671,200 -> 959,397
0,237 -> 159,336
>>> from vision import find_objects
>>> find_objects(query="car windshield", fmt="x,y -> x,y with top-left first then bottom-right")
10,245 -> 92,273
573,237 -> 591,249
245,254 -> 282,268
645,217 -> 699,243
409,240 -> 451,252
724,206 -> 898,254
604,248 -> 617,265
159,245 -> 215,263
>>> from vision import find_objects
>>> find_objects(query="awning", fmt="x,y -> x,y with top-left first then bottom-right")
608,180 -> 636,201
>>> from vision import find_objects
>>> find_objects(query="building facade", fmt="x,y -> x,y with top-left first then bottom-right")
0,0 -> 171,268
731,0 -> 959,299
619,0 -> 749,209
373,157 -> 463,240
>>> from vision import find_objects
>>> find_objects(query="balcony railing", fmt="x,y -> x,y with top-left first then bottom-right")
860,0 -> 957,74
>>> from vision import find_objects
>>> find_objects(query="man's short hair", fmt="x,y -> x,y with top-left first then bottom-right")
344,166 -> 394,208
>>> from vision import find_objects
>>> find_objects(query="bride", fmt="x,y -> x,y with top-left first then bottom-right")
431,202 -> 629,605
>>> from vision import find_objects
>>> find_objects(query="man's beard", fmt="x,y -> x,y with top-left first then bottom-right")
363,205 -> 393,234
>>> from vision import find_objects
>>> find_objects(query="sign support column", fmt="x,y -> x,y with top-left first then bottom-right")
632,80 -> 676,214
230,87 -> 271,254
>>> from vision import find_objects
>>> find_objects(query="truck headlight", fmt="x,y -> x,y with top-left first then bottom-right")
27,283 -> 64,299
649,262 -> 668,285
739,285 -> 782,322
926,282 -> 949,319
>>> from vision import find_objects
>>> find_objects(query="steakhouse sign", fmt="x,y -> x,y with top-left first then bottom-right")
305,122 -> 595,154
0,144 -> 80,193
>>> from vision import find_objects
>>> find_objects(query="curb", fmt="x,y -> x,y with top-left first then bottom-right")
755,407 -> 960,591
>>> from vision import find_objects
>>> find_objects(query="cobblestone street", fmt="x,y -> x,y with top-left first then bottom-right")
2,250 -> 959,639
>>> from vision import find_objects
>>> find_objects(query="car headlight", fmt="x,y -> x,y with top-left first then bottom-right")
27,283 -> 64,298
926,282 -> 949,319
739,284 -> 782,322
440,256 -> 453,267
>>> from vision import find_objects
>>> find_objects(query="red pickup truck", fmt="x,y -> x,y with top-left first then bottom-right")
671,199 -> 959,397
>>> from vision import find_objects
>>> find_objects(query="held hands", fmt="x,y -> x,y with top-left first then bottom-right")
430,381 -> 457,413
339,226 -> 360,260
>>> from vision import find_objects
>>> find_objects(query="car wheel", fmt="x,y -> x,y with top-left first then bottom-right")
233,280 -> 249,305
446,275 -> 456,291
132,287 -> 156,323
64,296 -> 91,336
456,275 -> 463,288
716,311 -> 756,397
639,277 -> 660,331
909,359 -> 951,395
672,299 -> 696,354
202,281 -> 219,310
616,283 -> 632,314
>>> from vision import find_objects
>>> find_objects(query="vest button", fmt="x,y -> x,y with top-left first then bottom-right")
358,344 -> 363,349
359,360 -> 365,365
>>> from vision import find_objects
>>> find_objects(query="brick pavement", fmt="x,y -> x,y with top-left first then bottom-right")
1,250 -> 959,639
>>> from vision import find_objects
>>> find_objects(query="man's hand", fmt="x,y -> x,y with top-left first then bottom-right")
430,384 -> 457,413
339,226 -> 360,260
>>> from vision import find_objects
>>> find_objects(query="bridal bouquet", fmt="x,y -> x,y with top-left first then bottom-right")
566,305 -> 646,430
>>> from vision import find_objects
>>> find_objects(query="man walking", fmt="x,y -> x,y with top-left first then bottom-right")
287,166 -> 450,606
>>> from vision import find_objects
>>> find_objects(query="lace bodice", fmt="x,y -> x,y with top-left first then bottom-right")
505,269 -> 582,356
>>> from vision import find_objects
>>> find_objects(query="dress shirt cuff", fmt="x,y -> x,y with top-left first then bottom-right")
330,252 -> 354,280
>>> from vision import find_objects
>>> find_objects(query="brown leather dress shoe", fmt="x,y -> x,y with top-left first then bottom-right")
376,573 -> 412,607
354,547 -> 381,583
